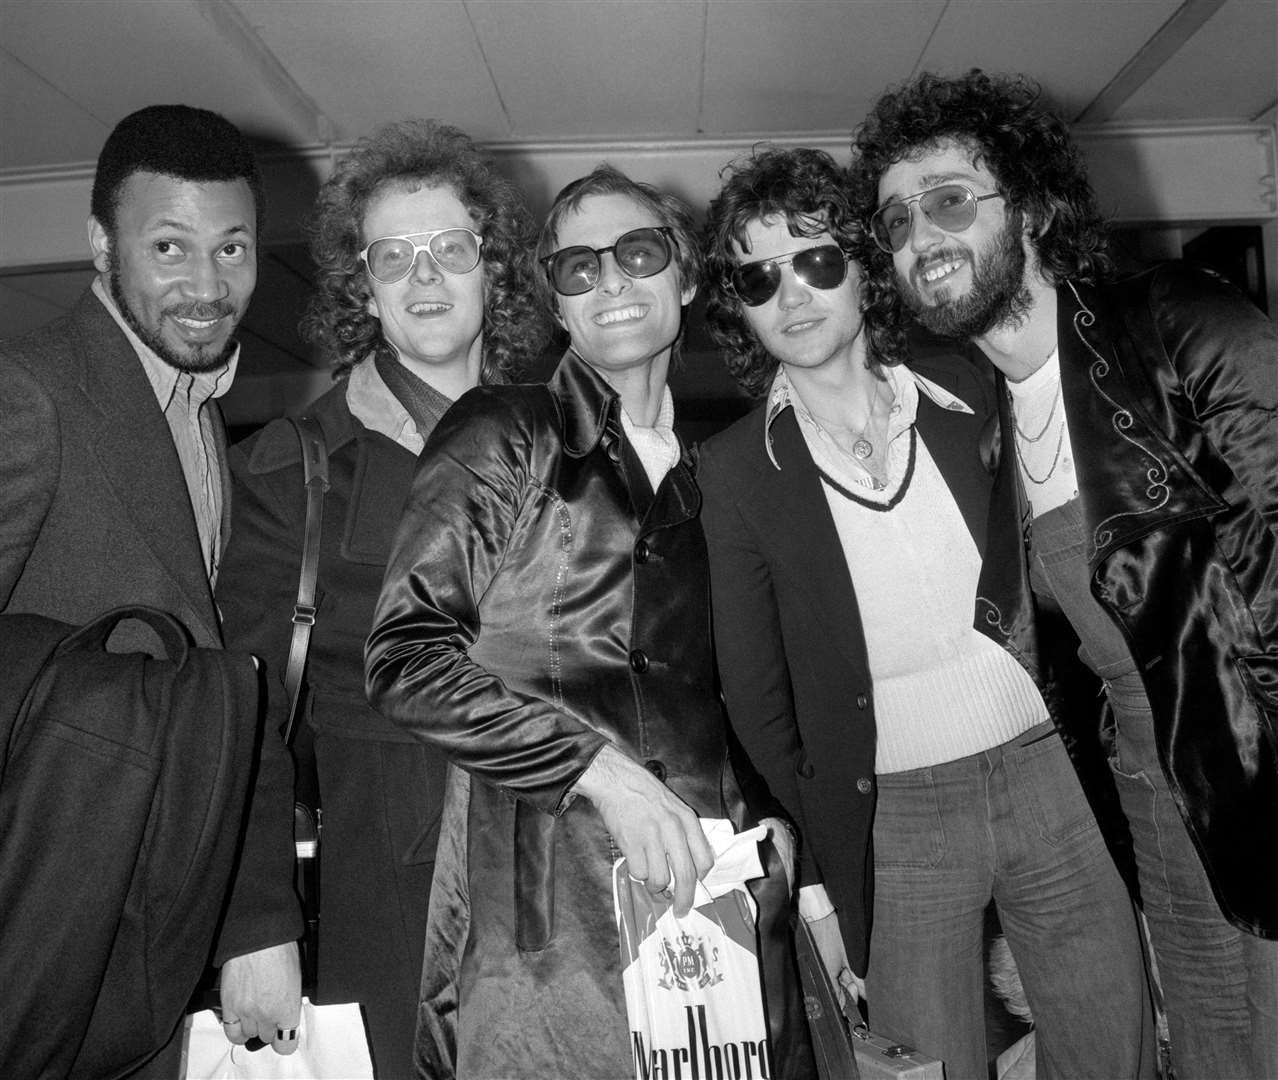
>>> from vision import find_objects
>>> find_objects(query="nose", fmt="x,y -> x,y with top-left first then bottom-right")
410,248 -> 444,284
776,264 -> 809,310
907,202 -> 946,253
595,250 -> 630,296
184,253 -> 229,302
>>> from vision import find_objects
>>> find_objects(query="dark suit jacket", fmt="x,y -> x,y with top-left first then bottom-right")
0,289 -> 300,1059
698,348 -> 1004,975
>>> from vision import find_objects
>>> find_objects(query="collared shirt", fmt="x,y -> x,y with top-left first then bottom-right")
92,277 -> 238,584
345,356 -> 427,454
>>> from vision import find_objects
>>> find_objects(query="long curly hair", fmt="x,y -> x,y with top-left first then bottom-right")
302,119 -> 548,380
849,70 -> 1115,334
702,145 -> 904,400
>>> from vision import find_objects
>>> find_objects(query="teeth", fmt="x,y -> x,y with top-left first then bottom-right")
595,305 -> 646,325
783,320 -> 820,334
409,302 -> 450,314
922,260 -> 962,283
174,316 -> 219,329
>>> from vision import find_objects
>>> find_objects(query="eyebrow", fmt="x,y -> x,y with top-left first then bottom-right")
145,218 -> 253,237
879,170 -> 982,206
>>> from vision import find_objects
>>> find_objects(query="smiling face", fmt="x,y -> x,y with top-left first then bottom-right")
363,182 -> 486,380
90,171 -> 257,373
733,214 -> 864,376
877,138 -> 1033,340
552,192 -> 694,379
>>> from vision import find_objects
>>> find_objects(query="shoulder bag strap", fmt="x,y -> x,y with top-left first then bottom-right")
282,414 -> 329,746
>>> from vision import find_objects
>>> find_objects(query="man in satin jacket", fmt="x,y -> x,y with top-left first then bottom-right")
853,68 -> 1278,1079
366,165 -> 813,1078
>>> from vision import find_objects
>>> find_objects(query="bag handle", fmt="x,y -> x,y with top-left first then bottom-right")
282,415 -> 329,746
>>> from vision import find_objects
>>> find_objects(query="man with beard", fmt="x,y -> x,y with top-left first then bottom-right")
853,69 -> 1278,1079
0,105 -> 301,1075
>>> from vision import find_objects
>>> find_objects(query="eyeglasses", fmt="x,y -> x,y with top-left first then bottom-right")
726,244 -> 849,307
359,228 -> 483,284
869,184 -> 1003,254
540,227 -> 675,297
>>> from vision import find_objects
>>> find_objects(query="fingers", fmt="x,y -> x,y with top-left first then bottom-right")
270,1025 -> 300,1055
220,1015 -> 248,1046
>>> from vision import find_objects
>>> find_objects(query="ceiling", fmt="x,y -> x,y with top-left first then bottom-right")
1,0 -> 1275,424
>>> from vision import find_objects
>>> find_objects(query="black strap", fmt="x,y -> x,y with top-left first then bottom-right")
282,415 -> 329,746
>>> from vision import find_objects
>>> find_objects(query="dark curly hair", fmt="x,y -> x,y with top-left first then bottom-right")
702,145 -> 904,399
301,118 -> 547,380
849,69 -> 1115,330
92,105 -> 263,237
535,163 -> 704,320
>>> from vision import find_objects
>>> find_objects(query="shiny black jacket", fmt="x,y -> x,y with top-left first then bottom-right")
1050,263 -> 1278,936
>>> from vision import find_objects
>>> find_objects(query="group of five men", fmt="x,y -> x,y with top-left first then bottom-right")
1,67 -> 1274,1080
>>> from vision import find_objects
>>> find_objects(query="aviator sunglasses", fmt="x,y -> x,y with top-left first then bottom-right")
870,184 -> 1003,254
541,226 -> 675,297
727,244 -> 850,307
359,227 -> 483,284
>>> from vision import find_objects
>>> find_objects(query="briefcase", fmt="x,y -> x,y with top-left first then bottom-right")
849,1024 -> 943,1080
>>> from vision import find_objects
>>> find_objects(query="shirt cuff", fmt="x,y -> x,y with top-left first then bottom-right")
798,883 -> 835,922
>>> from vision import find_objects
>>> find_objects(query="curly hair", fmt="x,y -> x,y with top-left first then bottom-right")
301,118 -> 547,380
535,164 -> 704,319
92,105 -> 263,237
849,69 -> 1115,328
701,145 -> 904,400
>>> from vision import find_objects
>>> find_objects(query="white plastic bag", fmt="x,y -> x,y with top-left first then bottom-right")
613,820 -> 772,1080
182,998 -> 373,1079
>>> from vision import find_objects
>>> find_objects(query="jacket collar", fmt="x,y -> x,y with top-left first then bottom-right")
547,349 -> 617,458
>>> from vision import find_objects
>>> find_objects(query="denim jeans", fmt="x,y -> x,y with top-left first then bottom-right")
867,721 -> 1155,1080
1030,497 -> 1278,1080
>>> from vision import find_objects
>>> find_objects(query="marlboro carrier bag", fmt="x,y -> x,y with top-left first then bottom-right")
613,858 -> 773,1080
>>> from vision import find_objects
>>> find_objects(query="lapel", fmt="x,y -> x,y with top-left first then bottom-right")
1057,281 -> 1220,561
70,291 -> 220,643
751,409 -> 871,671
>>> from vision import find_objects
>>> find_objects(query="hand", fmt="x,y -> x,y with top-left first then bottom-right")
219,942 -> 302,1055
807,910 -> 865,1010
573,743 -> 713,917
761,816 -> 796,892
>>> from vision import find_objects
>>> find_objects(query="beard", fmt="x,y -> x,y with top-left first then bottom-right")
108,263 -> 238,374
897,217 -> 1034,340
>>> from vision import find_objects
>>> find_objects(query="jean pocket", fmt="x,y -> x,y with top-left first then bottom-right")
1015,736 -> 1100,847
872,771 -> 946,869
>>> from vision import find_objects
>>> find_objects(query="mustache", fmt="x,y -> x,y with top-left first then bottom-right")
164,301 -> 235,320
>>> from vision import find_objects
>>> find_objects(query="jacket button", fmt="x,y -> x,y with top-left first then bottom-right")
798,760 -> 815,779
855,694 -> 869,709
634,539 -> 650,564
644,759 -> 667,781
629,649 -> 649,674
856,777 -> 873,795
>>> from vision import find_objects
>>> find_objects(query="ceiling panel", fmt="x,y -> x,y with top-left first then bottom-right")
0,50 -> 111,170
467,0 -> 706,137
1115,0 -> 1278,122
233,0 -> 509,141
920,0 -> 1185,118
702,0 -> 946,135
0,0 -> 312,164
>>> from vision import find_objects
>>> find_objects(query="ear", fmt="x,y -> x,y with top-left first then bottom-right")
680,280 -> 697,307
88,216 -> 112,274
365,291 -> 380,320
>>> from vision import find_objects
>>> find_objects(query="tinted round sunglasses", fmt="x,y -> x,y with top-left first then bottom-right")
540,226 -> 675,297
870,184 -> 1003,254
359,227 -> 483,284
727,244 -> 850,307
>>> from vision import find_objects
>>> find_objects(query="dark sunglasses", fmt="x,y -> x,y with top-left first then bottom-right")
359,228 -> 483,284
870,184 -> 1003,254
726,244 -> 849,307
540,226 -> 675,297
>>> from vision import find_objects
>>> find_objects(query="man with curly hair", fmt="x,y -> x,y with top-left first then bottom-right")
698,144 -> 1153,1079
853,68 -> 1278,1078
216,118 -> 548,1077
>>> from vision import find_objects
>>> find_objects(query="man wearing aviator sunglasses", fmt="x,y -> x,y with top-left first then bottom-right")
855,69 -> 1278,1078
699,143 -> 1152,1078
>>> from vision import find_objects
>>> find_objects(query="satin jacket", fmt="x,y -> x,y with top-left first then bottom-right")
1046,262 -> 1278,937
365,350 -> 803,1078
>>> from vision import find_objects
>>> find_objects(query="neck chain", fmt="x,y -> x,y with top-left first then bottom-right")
1012,378 -> 1065,485
813,380 -> 886,462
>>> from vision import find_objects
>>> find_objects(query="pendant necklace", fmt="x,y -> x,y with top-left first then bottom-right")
1012,378 -> 1065,485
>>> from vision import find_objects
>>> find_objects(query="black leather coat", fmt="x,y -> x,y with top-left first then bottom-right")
366,351 -> 806,1078
1049,263 -> 1278,937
